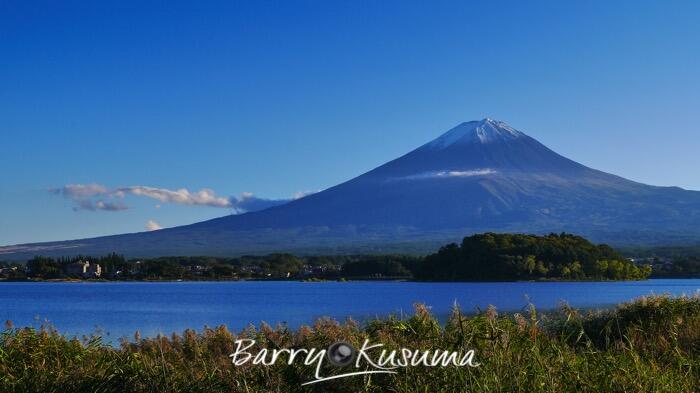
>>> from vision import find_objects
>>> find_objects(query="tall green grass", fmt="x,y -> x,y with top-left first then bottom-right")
1,294 -> 699,392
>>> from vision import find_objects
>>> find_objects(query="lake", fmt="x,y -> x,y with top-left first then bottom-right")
1,279 -> 699,343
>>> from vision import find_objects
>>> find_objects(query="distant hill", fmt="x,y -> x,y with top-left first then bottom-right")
414,232 -> 650,281
3,118 -> 700,259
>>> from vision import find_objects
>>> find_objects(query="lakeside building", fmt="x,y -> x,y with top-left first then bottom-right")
0,266 -> 19,277
65,261 -> 102,278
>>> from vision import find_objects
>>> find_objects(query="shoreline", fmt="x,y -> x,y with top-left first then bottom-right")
2,277 -> 698,283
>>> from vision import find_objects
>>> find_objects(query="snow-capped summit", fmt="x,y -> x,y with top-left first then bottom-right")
370,118 -> 581,177
425,118 -> 524,149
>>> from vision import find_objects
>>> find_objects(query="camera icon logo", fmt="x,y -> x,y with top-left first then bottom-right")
326,341 -> 356,367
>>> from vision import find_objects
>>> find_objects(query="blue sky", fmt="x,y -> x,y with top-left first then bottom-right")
1,0 -> 699,245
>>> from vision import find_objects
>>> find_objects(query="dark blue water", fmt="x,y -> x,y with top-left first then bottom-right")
1,280 -> 698,343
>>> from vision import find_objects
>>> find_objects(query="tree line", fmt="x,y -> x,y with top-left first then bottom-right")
413,233 -> 651,281
3,253 -> 420,280
651,256 -> 700,278
1,233 -> 657,281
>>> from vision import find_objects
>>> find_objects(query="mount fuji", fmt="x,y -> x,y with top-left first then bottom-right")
4,118 -> 700,258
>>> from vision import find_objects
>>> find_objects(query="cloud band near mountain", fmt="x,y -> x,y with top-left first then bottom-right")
49,184 -> 314,213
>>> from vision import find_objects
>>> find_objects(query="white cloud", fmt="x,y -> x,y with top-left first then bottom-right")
292,190 -> 316,199
50,183 -> 109,198
50,184 -> 127,212
117,186 -> 232,208
438,169 -> 497,177
229,193 -> 289,213
395,169 -> 497,181
227,190 -> 318,213
50,183 -> 317,214
73,199 -> 128,212
145,219 -> 163,231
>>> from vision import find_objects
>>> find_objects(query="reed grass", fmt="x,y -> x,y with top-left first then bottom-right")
1,294 -> 699,392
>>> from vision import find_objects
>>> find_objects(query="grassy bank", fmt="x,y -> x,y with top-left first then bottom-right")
1,295 -> 699,392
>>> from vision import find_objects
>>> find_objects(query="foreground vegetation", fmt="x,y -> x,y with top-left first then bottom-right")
1,294 -> 699,392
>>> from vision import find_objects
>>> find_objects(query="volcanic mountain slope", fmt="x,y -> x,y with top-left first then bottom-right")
4,119 -> 700,258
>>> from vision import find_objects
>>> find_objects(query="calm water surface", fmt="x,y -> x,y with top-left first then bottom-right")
1,280 -> 698,342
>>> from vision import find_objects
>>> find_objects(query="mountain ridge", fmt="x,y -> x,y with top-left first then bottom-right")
3,119 -> 700,259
